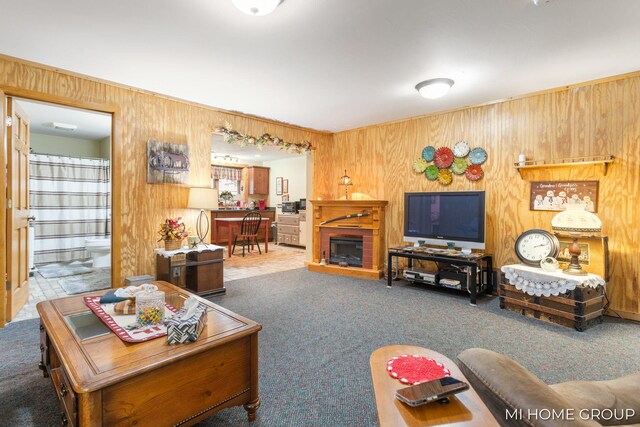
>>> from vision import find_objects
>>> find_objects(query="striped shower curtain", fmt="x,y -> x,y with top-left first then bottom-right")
29,154 -> 111,264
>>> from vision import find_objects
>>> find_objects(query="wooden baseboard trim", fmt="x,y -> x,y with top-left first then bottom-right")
605,308 -> 640,322
308,263 -> 383,280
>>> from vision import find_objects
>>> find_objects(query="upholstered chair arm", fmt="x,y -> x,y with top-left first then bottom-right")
550,372 -> 640,426
457,348 -> 600,427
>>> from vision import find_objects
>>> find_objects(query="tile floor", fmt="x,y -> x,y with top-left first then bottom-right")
10,243 -> 307,323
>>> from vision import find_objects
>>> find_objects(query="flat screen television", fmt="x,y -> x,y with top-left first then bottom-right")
404,191 -> 486,250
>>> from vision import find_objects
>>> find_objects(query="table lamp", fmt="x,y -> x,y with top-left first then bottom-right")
338,170 -> 353,200
188,187 -> 219,245
551,205 -> 602,275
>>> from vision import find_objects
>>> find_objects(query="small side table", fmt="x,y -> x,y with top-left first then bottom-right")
499,264 -> 605,331
155,245 -> 225,296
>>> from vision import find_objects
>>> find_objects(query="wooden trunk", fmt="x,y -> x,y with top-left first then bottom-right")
499,277 -> 604,332
186,249 -> 225,296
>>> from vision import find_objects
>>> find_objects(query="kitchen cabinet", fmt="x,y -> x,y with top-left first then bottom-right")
248,166 -> 269,195
278,214 -> 305,247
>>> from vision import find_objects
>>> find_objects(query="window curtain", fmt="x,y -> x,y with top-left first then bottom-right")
212,166 -> 242,180
29,154 -> 111,264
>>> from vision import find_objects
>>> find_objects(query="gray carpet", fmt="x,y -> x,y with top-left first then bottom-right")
58,268 -> 111,295
0,268 -> 638,426
37,261 -> 93,279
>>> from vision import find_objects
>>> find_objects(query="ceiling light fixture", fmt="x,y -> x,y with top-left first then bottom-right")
49,121 -> 78,131
415,78 -> 455,99
232,0 -> 281,16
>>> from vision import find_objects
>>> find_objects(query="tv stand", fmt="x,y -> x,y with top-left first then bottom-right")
387,246 -> 493,305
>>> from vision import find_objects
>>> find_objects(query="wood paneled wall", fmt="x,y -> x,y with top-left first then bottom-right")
314,74 -> 640,319
0,55 -> 332,283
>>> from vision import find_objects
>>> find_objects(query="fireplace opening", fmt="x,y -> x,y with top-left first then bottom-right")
330,236 -> 363,267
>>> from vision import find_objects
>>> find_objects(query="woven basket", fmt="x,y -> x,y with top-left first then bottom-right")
164,239 -> 183,251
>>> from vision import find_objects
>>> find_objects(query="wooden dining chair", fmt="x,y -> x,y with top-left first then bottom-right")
232,212 -> 263,257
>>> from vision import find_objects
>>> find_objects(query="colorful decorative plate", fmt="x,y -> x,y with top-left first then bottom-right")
422,146 -> 436,162
469,147 -> 488,165
453,140 -> 470,158
438,169 -> 453,185
433,147 -> 454,169
451,158 -> 468,175
413,158 -> 428,173
425,165 -> 439,180
465,164 -> 484,181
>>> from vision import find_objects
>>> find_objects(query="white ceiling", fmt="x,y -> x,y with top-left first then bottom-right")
1,0 -> 639,132
15,99 -> 111,140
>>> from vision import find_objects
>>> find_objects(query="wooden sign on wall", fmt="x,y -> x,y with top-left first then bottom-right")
530,180 -> 599,212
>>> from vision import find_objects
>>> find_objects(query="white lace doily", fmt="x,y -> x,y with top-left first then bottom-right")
501,264 -> 605,297
154,244 -> 224,258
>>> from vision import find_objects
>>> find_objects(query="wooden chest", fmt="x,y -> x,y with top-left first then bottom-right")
499,278 -> 604,332
185,249 -> 224,296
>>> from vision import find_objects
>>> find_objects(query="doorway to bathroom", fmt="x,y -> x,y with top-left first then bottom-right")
13,98 -> 112,322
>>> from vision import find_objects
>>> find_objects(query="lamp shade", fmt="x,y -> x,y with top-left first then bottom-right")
338,170 -> 353,186
551,205 -> 602,233
188,187 -> 219,210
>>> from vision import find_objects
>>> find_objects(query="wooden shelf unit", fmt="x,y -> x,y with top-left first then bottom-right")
514,155 -> 614,177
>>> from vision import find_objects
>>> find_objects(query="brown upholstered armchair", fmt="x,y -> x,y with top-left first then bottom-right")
457,348 -> 640,427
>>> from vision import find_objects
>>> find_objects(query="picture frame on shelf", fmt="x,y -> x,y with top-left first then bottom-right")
283,179 -> 289,194
530,180 -> 599,212
557,241 -> 590,265
282,194 -> 289,202
276,177 -> 283,195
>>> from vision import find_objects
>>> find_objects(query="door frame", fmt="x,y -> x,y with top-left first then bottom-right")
1,86 -> 122,325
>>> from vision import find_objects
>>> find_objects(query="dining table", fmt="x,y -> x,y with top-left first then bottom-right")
213,217 -> 270,257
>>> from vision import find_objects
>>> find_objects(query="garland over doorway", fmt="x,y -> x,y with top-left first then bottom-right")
213,123 -> 313,154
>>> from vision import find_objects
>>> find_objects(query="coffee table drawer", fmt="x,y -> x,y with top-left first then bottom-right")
51,367 -> 77,427
102,337 -> 252,425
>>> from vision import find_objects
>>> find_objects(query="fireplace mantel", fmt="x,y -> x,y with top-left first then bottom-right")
308,200 -> 387,279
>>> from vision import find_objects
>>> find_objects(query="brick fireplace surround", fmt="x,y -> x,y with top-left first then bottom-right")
308,200 -> 388,279
322,228 -> 373,269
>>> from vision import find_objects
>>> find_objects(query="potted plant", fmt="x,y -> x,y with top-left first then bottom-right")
219,191 -> 234,209
158,217 -> 189,250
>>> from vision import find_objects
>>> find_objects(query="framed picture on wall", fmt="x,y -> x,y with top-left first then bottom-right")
276,177 -> 283,195
530,180 -> 599,212
282,194 -> 289,202
283,179 -> 289,194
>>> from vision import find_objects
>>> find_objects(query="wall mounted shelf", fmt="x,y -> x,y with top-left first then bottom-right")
514,155 -> 614,177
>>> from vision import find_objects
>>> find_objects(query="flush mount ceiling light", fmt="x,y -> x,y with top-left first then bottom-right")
232,0 -> 281,16
48,121 -> 78,131
415,78 -> 455,99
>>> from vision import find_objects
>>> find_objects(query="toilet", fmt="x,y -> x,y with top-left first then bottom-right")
85,237 -> 111,268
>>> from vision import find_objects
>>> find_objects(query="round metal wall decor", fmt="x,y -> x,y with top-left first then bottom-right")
422,146 -> 436,162
413,158 -> 428,173
411,141 -> 487,183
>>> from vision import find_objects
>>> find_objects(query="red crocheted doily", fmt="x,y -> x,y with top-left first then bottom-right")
387,354 -> 451,385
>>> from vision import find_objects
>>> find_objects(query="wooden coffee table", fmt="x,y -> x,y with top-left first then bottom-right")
37,281 -> 261,426
370,345 -> 497,426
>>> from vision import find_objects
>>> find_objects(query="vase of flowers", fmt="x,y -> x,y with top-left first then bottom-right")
158,217 -> 189,250
219,190 -> 234,209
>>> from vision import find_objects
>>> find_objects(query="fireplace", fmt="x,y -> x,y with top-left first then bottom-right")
309,199 -> 387,279
330,237 -> 363,267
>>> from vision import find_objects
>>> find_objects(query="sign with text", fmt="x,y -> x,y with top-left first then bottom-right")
530,180 -> 598,212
